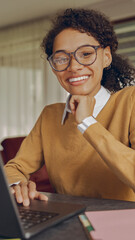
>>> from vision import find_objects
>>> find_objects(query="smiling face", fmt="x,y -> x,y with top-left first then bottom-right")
52,28 -> 112,97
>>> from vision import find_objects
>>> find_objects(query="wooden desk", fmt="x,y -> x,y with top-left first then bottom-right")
31,192 -> 135,240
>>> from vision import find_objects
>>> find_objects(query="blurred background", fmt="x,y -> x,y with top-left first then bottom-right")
0,0 -> 135,144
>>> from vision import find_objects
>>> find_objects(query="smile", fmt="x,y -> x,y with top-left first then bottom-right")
68,75 -> 89,83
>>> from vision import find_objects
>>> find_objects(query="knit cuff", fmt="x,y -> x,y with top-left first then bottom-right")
77,116 -> 97,134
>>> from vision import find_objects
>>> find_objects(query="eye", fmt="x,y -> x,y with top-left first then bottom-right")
77,51 -> 94,59
80,49 -> 95,58
82,52 -> 92,57
76,46 -> 95,59
53,57 -> 68,65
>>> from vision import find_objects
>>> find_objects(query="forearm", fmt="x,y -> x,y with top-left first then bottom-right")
4,163 -> 28,185
83,122 -> 135,191
4,129 -> 44,185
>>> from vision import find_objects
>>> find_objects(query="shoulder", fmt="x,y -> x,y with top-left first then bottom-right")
43,102 -> 65,111
30,103 -> 66,131
112,86 -> 135,101
41,102 -> 65,119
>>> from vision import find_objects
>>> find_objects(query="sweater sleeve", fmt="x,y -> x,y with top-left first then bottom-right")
4,111 -> 44,185
83,116 -> 135,191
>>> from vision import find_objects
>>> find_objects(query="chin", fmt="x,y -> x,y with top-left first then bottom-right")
70,88 -> 90,95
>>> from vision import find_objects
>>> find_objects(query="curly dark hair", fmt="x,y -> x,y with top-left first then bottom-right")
41,8 -> 135,92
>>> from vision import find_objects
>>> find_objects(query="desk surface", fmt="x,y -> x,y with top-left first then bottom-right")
30,192 -> 135,240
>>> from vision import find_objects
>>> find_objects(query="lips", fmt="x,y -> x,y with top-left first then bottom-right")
68,75 -> 89,83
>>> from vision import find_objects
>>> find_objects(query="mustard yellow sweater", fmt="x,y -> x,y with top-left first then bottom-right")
4,86 -> 135,201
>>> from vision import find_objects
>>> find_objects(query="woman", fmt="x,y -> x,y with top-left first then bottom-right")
4,8 -> 135,206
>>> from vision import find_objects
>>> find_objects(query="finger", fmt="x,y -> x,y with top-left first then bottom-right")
69,99 -> 76,113
13,184 -> 23,204
35,192 -> 48,201
28,181 -> 37,199
20,182 -> 30,206
70,96 -> 79,114
10,187 -> 15,194
28,181 -> 48,201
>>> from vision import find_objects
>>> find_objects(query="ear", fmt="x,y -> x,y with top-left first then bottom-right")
103,46 -> 112,69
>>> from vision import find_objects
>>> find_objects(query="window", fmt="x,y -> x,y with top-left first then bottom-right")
114,18 -> 135,66
0,19 -> 67,142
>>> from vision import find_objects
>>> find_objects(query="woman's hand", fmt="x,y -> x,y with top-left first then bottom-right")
10,180 -> 48,206
69,95 -> 96,124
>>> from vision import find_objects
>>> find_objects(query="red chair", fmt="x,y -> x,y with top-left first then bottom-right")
0,136 -> 54,193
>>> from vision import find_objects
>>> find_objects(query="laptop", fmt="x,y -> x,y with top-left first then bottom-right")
0,156 -> 85,239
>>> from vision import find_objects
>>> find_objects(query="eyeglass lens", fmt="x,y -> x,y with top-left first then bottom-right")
49,45 -> 98,71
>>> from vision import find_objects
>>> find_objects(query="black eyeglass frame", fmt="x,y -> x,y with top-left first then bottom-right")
47,44 -> 101,72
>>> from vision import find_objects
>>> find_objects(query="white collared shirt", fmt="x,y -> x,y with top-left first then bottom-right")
61,86 -> 111,133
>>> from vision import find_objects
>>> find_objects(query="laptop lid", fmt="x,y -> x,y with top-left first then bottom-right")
0,155 -> 85,239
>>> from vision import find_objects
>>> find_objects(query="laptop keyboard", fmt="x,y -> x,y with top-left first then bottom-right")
19,208 -> 59,229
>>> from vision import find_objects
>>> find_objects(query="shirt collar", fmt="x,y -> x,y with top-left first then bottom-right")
61,94 -> 71,124
61,86 -> 111,125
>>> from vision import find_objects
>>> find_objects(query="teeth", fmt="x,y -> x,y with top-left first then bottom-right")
69,76 -> 89,83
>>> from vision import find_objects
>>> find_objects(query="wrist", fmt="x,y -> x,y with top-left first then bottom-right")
77,116 -> 97,134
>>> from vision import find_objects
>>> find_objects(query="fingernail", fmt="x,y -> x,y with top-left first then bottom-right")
44,196 -> 48,201
23,199 -> 29,206
11,188 -> 15,194
18,196 -> 23,203
30,192 -> 35,199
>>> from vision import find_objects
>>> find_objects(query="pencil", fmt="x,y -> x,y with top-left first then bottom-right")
79,214 -> 94,240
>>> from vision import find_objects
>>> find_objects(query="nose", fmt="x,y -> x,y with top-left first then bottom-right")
67,56 -> 83,72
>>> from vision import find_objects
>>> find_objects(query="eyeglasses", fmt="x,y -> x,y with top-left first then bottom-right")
47,44 -> 101,72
